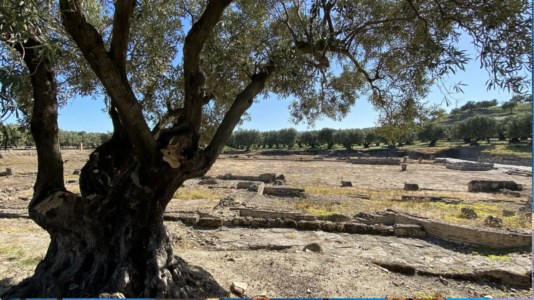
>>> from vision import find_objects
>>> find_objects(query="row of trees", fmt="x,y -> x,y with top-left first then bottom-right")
229,113 -> 532,151
228,127 -> 385,151
450,95 -> 531,116
0,124 -> 111,149
419,113 -> 532,146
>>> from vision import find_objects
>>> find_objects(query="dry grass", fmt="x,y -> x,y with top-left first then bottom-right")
173,186 -> 226,200
296,186 -> 530,229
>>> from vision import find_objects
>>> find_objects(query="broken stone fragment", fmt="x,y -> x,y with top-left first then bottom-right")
230,282 -> 247,296
303,242 -> 323,253
341,181 -> 352,187
403,183 -> 419,191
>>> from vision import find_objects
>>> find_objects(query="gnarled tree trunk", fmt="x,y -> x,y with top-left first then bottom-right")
2,0 -> 275,296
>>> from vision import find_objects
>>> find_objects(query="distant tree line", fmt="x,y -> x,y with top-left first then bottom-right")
0,124 -> 112,149
228,112 -> 532,151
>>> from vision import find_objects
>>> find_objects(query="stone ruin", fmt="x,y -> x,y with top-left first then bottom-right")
467,180 -> 522,193
349,158 -> 401,165
445,161 -> 494,171
165,208 -> 531,250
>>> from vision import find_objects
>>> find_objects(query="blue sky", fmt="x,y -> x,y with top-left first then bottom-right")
56,59 -> 518,133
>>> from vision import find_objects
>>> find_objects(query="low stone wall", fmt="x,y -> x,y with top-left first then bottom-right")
445,162 -> 494,171
349,158 -> 401,165
394,213 -> 531,249
236,208 -> 315,220
165,209 -> 531,249
217,173 -> 277,183
354,212 -> 396,225
467,180 -> 521,193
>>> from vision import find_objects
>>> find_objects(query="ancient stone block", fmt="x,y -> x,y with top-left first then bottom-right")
401,163 -> 407,171
303,243 -> 323,253
282,219 -> 297,228
5,168 -> 13,175
468,180 -> 521,193
198,178 -> 218,185
179,214 -> 200,225
250,218 -> 268,228
197,217 -> 223,228
446,162 -> 494,171
258,173 -> 276,183
236,181 -> 255,189
404,183 -> 419,191
344,223 -> 371,234
263,186 -> 305,198
341,181 -> 352,187
350,158 -> 401,165
319,221 -> 336,232
370,224 -> 394,235
393,224 -> 426,237
296,220 -> 322,230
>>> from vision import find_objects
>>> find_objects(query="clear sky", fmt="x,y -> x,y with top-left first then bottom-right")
54,35 -> 523,133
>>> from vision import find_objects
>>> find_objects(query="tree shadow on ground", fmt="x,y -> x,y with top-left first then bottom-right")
0,256 -> 228,298
174,255 -> 229,298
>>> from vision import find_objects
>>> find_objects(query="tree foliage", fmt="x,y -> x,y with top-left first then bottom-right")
418,123 -> 445,146
506,113 -> 532,141
502,100 -> 518,113
317,127 -> 335,149
299,130 -> 318,148
333,129 -> 363,150
230,129 -> 262,151
454,115 -> 497,144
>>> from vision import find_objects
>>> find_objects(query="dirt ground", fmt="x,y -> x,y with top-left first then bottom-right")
0,150 -> 532,298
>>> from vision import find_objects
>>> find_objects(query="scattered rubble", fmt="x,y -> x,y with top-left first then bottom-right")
460,208 -> 477,219
484,216 -> 503,228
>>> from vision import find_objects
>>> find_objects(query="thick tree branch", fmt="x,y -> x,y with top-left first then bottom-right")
13,38 -> 65,213
182,0 -> 233,140
110,0 -> 136,74
203,64 -> 275,165
59,0 -> 157,162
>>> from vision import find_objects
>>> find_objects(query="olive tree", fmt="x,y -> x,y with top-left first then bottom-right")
333,129 -> 363,150
0,0 -> 531,297
454,115 -> 498,145
507,113 -> 532,143
418,123 -> 445,147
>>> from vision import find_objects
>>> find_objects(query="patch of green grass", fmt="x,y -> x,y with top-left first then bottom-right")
294,199 -> 349,217
487,254 -> 512,262
481,143 -> 532,159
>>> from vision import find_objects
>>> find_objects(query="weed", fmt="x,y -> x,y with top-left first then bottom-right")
487,254 -> 512,262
